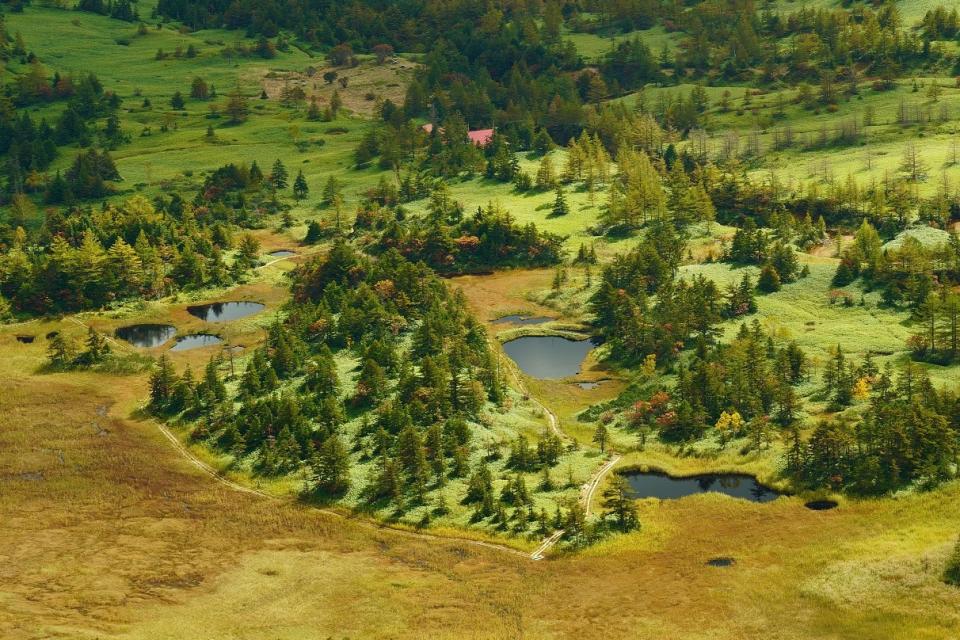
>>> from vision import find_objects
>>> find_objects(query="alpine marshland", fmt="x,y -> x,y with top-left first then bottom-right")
2,0 -> 960,637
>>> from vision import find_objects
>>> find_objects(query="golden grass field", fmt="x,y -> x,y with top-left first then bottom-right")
3,262 -> 960,640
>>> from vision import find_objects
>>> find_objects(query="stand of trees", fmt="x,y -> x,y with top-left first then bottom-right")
788,363 -> 959,495
1,69 -> 123,201
147,241 -> 613,539
0,194 -> 260,313
591,221 -> 758,366
371,199 -> 564,274
626,320 -> 808,443
835,220 -> 960,309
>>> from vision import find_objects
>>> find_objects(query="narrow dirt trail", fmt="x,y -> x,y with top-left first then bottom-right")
582,454 -> 622,517
498,352 -> 621,558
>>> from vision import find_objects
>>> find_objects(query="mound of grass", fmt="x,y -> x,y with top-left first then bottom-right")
882,226 -> 952,250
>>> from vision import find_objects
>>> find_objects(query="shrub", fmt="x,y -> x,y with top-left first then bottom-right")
758,264 -> 781,293
944,537 -> 960,586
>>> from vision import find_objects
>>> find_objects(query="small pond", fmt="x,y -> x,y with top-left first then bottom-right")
115,324 -> 177,348
15,335 -> 35,344
268,250 -> 296,258
575,381 -> 602,390
622,471 -> 782,503
170,334 -> 223,351
805,499 -> 838,511
492,315 -> 553,325
502,336 -> 598,379
186,301 -> 264,322
706,557 -> 735,567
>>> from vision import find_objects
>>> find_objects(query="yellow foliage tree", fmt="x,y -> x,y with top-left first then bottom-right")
852,377 -> 871,401
715,410 -> 744,444
642,354 -> 657,377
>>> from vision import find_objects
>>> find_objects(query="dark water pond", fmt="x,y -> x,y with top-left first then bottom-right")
492,315 -> 553,325
805,499 -> 838,511
115,324 -> 177,348
186,301 -> 264,322
622,471 -> 782,503
268,250 -> 296,258
170,334 -> 223,351
706,557 -> 735,567
15,335 -> 34,344
502,336 -> 598,379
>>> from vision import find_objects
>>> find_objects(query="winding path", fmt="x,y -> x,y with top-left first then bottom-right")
255,254 -> 298,271
582,454 -> 622,517
498,352 -> 621,558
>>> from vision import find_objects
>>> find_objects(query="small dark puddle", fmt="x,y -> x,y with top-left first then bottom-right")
622,471 -> 782,503
706,557 -> 735,567
46,331 -> 59,340
503,335 -> 599,379
186,301 -> 264,322
805,500 -> 838,511
15,335 -> 35,343
268,250 -> 296,258
116,324 -> 177,348
492,315 -> 553,325
170,334 -> 223,351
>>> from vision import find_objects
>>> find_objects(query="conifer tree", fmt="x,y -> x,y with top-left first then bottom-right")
269,159 -> 289,191
293,169 -> 309,200
592,422 -> 609,452
601,476 -> 639,532
551,184 -> 569,217
312,434 -> 351,495
304,220 -> 323,244
758,264 -> 781,293
149,355 -> 177,410
535,154 -> 556,190
226,83 -> 249,124
47,333 -> 75,369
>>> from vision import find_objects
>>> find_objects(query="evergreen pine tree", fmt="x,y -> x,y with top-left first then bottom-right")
293,170 -> 309,200
312,434 -> 351,495
601,476 -> 639,532
551,184 -> 569,217
269,159 -> 289,191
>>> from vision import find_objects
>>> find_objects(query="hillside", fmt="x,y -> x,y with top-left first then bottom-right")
2,0 -> 960,638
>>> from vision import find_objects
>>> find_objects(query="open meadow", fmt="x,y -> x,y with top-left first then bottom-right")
3,0 -> 960,637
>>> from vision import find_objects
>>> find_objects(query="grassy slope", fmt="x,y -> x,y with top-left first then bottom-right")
565,24 -> 679,62
3,6 -> 398,237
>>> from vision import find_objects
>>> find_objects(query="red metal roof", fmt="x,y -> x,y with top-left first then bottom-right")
421,124 -> 493,147
467,129 -> 494,146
